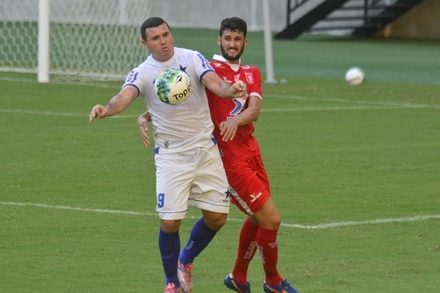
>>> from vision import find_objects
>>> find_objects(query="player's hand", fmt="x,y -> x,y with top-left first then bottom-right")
230,80 -> 248,99
89,104 -> 109,122
219,118 -> 239,142
138,112 -> 151,148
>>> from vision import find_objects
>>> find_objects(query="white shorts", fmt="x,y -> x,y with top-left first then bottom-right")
155,143 -> 230,220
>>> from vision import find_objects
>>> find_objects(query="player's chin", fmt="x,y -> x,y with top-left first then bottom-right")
225,53 -> 240,61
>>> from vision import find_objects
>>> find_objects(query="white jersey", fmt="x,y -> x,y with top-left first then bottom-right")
124,47 -> 215,153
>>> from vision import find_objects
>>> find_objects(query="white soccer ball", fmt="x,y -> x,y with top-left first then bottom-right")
155,69 -> 192,105
345,67 -> 365,86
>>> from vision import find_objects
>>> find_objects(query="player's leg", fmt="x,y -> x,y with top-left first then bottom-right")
178,210 -> 227,265
177,210 -> 227,292
224,199 -> 282,292
179,144 -> 229,264
159,219 -> 182,292
251,197 -> 281,230
248,175 -> 300,292
178,143 -> 230,292
224,158 -> 270,291
155,151 -> 193,292
224,216 -> 258,292
235,196 -> 282,285
250,198 -> 283,286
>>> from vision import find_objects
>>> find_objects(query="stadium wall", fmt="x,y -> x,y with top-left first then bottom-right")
150,0 -> 287,31
376,0 -> 440,40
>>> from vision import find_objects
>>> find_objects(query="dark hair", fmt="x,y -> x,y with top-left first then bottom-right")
141,17 -> 171,41
219,17 -> 247,38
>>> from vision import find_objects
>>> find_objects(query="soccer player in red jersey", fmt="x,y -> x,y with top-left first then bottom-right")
206,17 -> 300,293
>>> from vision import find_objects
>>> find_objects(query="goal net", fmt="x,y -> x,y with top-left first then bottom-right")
0,0 -> 152,81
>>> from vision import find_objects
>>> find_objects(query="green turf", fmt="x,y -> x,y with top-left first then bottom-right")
1,30 -> 440,293
173,29 -> 440,85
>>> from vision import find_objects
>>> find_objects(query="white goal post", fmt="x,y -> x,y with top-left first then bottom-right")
262,0 -> 276,84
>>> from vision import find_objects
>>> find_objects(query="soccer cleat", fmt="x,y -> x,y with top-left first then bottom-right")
177,261 -> 193,293
224,274 -> 252,293
164,282 -> 182,293
263,279 -> 300,293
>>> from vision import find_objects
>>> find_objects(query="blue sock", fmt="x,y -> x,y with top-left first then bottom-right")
179,217 -> 218,265
159,228 -> 180,287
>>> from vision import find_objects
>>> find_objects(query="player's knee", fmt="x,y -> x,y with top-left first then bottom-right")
254,211 -> 281,230
271,213 -> 282,229
160,219 -> 181,233
203,212 -> 227,230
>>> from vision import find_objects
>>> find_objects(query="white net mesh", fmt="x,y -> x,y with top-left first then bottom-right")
0,0 -> 152,81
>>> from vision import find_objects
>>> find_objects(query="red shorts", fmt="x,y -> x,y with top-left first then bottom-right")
225,155 -> 270,215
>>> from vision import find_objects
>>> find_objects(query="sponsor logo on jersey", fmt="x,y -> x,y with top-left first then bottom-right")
230,97 -> 246,116
126,70 -> 139,83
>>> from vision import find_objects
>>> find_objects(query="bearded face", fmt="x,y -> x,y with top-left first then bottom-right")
218,29 -> 247,63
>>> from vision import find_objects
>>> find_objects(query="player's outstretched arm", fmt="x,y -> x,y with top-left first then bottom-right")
89,86 -> 138,123
202,71 -> 248,99
138,111 -> 151,148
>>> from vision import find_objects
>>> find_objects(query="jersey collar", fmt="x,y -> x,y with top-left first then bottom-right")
213,54 -> 241,72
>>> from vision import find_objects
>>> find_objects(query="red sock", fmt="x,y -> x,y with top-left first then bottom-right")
232,217 -> 259,285
257,227 -> 283,286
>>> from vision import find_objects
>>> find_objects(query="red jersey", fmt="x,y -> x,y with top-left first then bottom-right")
207,55 -> 263,166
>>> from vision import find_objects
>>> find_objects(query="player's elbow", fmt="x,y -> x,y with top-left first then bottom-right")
250,109 -> 260,122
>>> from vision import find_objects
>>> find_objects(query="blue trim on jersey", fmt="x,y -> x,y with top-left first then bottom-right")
211,137 -> 217,145
154,147 -> 159,154
123,84 -> 140,96
197,53 -> 212,70
199,69 -> 214,82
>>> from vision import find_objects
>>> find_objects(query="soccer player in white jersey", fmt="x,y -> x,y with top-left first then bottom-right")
89,17 -> 248,293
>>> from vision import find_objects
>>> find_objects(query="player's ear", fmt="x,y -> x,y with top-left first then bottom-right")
244,38 -> 248,47
217,36 -> 221,46
141,39 -> 149,50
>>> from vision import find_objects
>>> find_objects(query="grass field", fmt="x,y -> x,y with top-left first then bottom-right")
1,29 -> 440,293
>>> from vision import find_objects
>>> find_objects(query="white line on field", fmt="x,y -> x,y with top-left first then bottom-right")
0,109 -> 86,117
0,104 -> 430,118
0,76 -> 121,88
283,215 -> 440,229
1,201 -> 439,230
260,105 -> 407,112
270,94 -> 440,109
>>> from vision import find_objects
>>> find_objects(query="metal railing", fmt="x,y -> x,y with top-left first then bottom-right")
286,0 -> 386,26
286,0 -> 313,26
